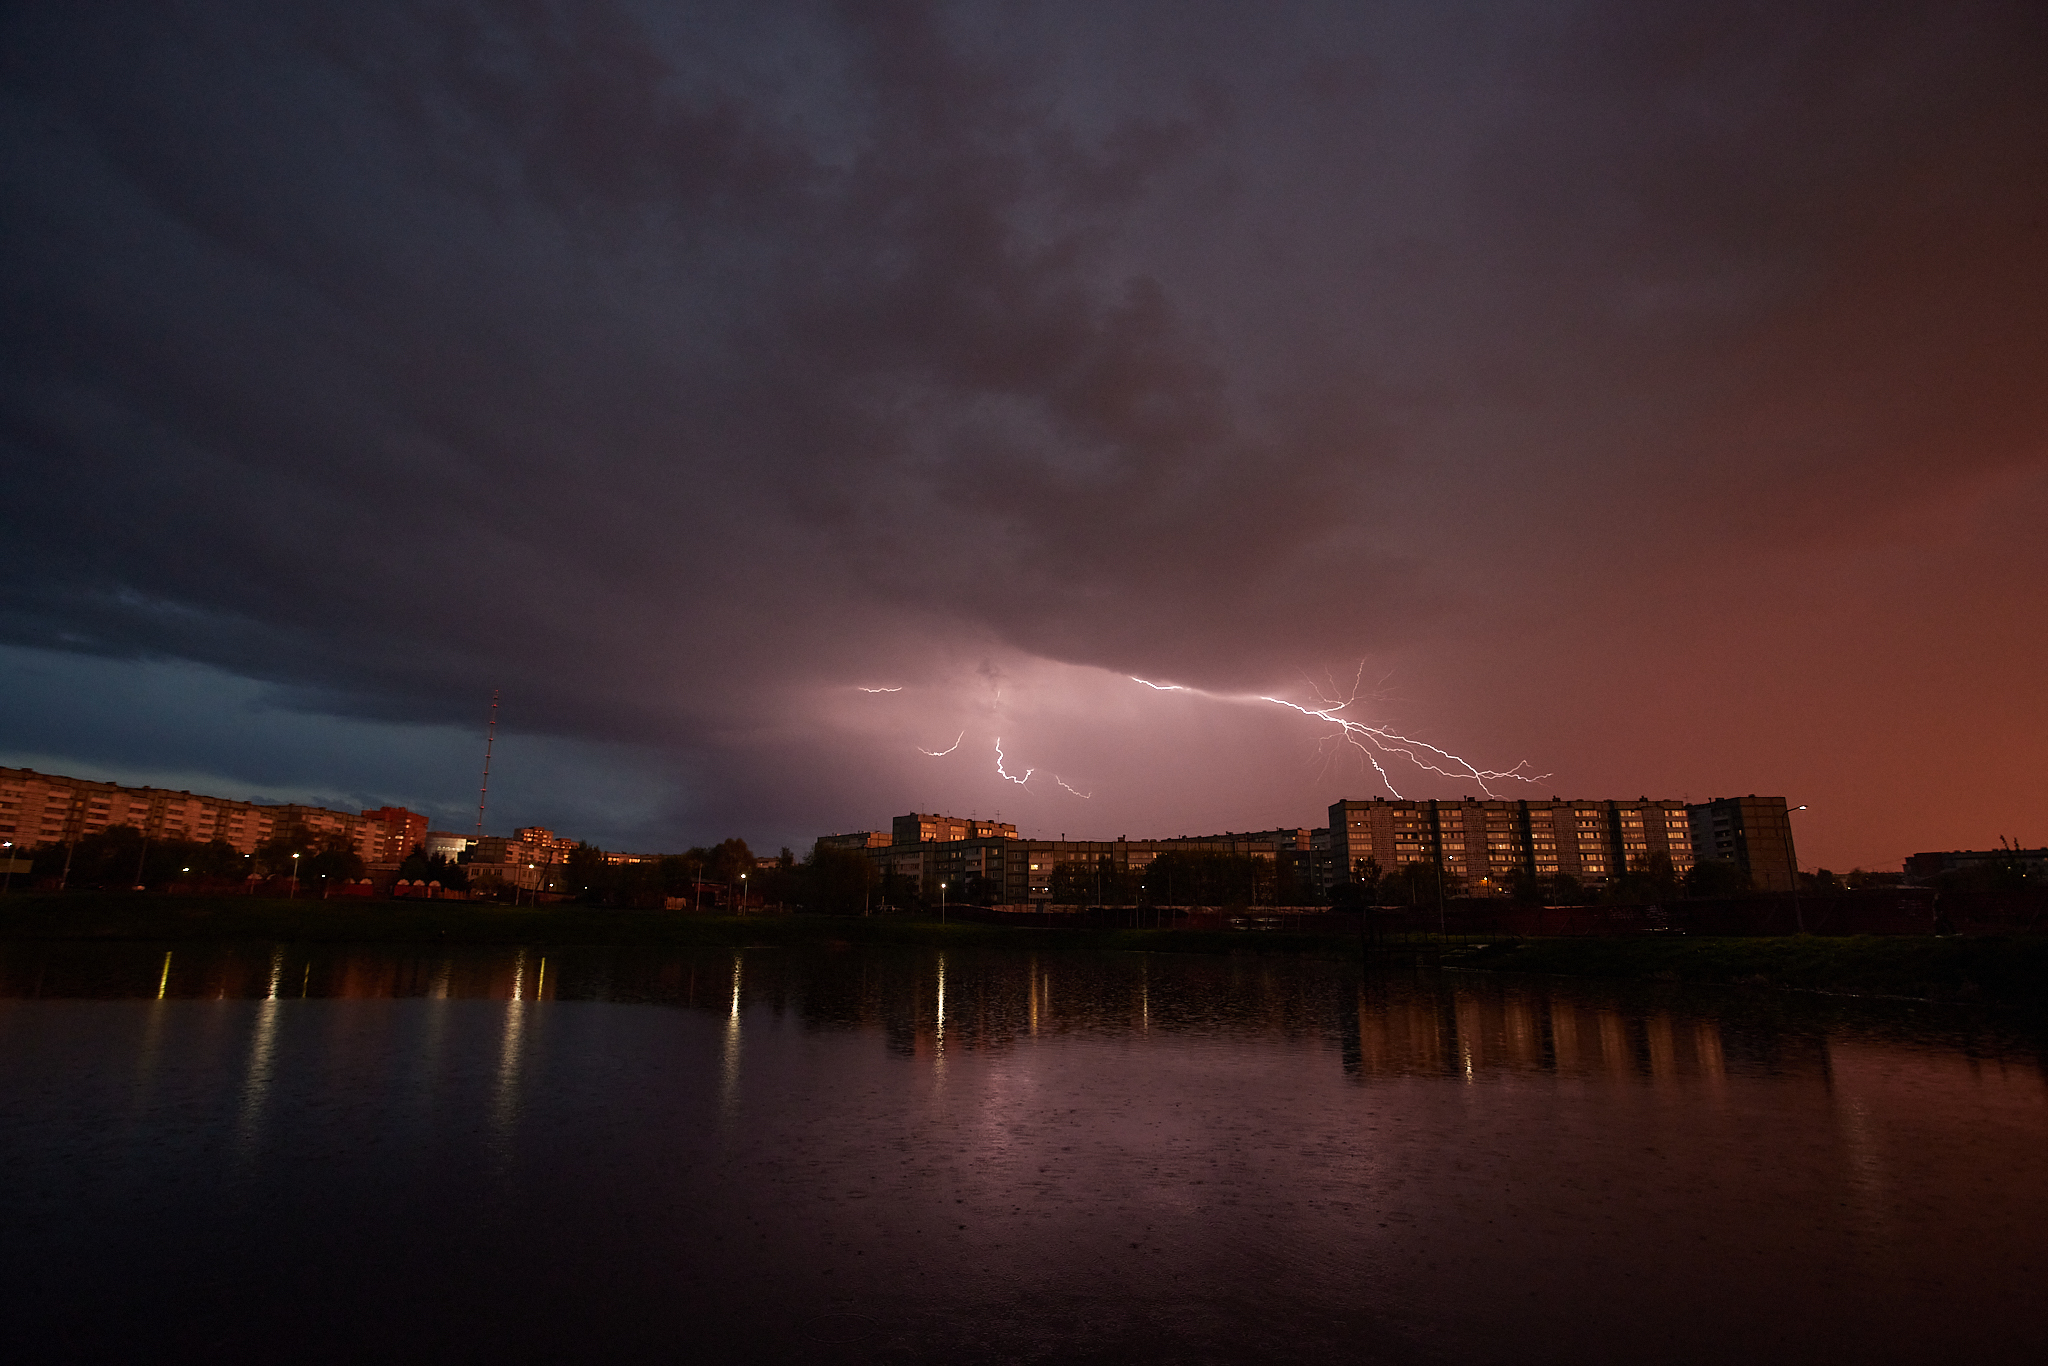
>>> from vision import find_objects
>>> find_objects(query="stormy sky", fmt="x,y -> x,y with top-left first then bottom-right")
2,1 -> 2043,868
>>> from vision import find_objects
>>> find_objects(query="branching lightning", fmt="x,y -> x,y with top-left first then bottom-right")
919,731 -> 964,757
1129,668 -> 1547,800
993,737 -> 1034,785
1053,776 -> 1092,798
857,686 -> 903,693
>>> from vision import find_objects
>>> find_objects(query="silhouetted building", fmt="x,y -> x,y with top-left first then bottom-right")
816,830 -> 890,852
1687,796 -> 1798,892
1903,846 -> 2047,883
890,812 -> 1018,845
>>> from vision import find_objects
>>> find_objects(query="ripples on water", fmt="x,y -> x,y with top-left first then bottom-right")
1,942 -> 2043,1364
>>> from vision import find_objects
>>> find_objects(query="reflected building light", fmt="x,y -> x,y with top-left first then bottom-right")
492,950 -> 528,1160
936,955 -> 946,1050
535,957 -> 546,1001
1694,1021 -> 1727,1086
236,949 -> 287,1157
720,954 -> 743,1126
156,951 -> 171,1000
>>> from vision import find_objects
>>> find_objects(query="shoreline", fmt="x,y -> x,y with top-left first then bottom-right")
2,893 -> 2044,1008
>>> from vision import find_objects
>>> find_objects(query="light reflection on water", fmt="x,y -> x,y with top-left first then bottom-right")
0,941 -> 2044,1364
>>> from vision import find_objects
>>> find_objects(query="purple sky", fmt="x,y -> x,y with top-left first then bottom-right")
3,1 -> 2044,869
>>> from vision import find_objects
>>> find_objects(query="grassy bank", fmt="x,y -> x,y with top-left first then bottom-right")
1453,934 -> 2048,1007
5,894 -> 2045,1007
0,893 -> 1363,959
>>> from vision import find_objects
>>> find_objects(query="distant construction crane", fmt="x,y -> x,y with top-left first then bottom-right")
476,688 -> 498,840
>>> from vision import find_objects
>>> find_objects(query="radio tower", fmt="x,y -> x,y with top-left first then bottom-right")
476,688 -> 498,840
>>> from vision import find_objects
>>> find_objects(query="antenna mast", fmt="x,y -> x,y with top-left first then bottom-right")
476,688 -> 498,839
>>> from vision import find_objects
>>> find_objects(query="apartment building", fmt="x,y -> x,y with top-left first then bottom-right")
1328,795 -> 1782,895
1687,796 -> 1800,892
0,766 -> 423,867
839,813 -> 1322,907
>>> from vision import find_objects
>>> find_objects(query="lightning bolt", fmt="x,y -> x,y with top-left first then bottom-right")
1053,776 -> 1092,798
857,686 -> 903,693
1130,670 -> 1547,800
919,731 -> 964,757
993,737 -> 1034,785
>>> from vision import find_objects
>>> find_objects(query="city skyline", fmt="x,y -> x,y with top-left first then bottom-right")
3,3 -> 2044,871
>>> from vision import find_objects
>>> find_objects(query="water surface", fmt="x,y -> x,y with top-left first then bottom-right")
2,942 -> 2043,1363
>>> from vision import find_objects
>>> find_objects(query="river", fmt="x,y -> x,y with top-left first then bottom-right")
1,941 -> 2042,1362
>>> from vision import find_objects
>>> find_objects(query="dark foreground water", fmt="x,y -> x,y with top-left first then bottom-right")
2,943 -> 2044,1364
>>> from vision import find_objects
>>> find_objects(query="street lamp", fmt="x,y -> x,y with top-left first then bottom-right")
940,880 -> 947,924
1,840 -> 13,897
740,871 -> 748,915
1786,805 -> 1809,933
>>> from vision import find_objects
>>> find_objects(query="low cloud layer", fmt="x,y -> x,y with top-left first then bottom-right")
3,1 -> 2044,863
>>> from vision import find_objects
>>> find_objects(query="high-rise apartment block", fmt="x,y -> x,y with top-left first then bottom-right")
0,766 -> 426,867
1329,797 -> 1705,895
827,792 -> 1796,906
1686,796 -> 1800,892
359,806 -> 431,863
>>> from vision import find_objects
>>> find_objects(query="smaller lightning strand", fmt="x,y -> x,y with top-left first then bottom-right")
1053,776 -> 1092,798
857,686 -> 903,693
918,731 -> 964,757
993,737 -> 1034,785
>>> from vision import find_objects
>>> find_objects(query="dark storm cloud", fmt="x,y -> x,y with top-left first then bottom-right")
2,1 -> 2044,844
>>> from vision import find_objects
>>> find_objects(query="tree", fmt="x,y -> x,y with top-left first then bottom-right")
397,843 -> 467,890
302,834 -> 364,886
255,822 -> 317,876
798,844 -> 879,915
1684,859 -> 1749,898
564,842 -> 609,899
1609,852 -> 1679,904
1389,860 -> 1446,907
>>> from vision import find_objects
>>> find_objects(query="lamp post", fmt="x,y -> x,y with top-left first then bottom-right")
289,852 -> 300,899
739,871 -> 748,915
1,840 -> 13,898
1786,804 -> 1808,934
940,880 -> 947,925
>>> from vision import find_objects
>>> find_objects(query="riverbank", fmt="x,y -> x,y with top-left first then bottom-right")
4,893 -> 2044,1007
1452,934 -> 2048,1007
0,893 -> 1362,959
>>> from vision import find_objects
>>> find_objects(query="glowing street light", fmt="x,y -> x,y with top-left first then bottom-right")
940,880 -> 948,925
289,851 -> 301,899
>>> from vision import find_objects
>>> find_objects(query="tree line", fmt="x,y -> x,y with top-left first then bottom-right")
21,821 -> 365,891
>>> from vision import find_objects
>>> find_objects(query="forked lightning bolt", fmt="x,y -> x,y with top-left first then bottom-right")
1133,669 -> 1546,799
